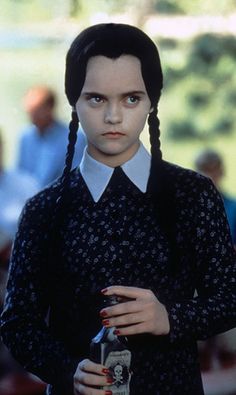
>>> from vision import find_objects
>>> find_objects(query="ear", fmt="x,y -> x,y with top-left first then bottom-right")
149,107 -> 154,114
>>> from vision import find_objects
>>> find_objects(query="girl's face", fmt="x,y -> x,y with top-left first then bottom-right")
76,55 -> 151,166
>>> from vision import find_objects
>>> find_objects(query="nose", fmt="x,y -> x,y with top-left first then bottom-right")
104,103 -> 122,124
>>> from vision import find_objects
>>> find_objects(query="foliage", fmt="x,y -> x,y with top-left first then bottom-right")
3,0 -> 236,24
158,34 -> 236,142
154,0 -> 184,14
154,0 -> 236,15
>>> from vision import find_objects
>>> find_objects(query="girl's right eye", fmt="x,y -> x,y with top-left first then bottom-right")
87,96 -> 104,105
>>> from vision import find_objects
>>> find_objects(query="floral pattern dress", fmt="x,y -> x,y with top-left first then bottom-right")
1,162 -> 236,395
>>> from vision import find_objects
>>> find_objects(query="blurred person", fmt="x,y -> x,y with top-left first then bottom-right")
0,132 -> 39,271
0,131 -> 39,305
195,149 -> 236,393
0,133 -> 46,395
195,149 -> 236,247
17,86 -> 86,187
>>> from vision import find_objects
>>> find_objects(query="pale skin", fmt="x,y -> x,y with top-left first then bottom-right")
73,55 -> 170,395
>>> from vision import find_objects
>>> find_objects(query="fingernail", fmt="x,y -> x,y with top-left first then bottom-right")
107,377 -> 113,384
102,368 -> 110,374
100,310 -> 108,317
102,319 -> 110,327
114,329 -> 120,335
105,391 -> 112,395
101,288 -> 108,294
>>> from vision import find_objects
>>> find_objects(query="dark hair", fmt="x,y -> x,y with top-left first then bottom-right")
60,23 -> 178,270
65,23 -> 163,108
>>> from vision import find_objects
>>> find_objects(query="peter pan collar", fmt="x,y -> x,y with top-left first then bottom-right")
79,142 -> 151,202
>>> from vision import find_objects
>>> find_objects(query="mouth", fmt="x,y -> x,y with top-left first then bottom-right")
102,131 -> 125,137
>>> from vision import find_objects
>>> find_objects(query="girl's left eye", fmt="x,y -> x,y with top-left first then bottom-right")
126,96 -> 140,105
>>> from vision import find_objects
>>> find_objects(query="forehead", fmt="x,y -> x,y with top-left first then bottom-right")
82,55 -> 146,92
24,90 -> 50,112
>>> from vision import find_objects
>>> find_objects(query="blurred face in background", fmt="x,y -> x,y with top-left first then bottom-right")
200,161 -> 224,188
23,87 -> 55,133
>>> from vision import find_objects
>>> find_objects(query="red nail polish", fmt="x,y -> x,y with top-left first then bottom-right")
102,368 -> 110,374
107,377 -> 113,384
101,288 -> 108,294
102,319 -> 110,327
114,329 -> 120,335
100,310 -> 107,317
105,391 -> 112,395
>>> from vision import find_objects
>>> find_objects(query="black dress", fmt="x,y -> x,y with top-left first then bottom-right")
1,162 -> 236,395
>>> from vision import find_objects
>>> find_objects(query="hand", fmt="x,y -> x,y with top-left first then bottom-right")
100,286 -> 170,336
74,359 -> 113,395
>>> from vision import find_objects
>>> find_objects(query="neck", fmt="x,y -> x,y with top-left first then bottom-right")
87,142 -> 140,168
36,118 -> 54,135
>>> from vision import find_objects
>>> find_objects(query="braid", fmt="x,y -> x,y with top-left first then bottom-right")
147,107 -> 179,272
148,108 -> 162,161
62,109 -> 79,180
147,107 -> 163,199
53,109 -> 79,247
48,109 -> 79,285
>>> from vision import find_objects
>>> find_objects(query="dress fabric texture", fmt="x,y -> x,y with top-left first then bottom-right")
1,162 -> 236,395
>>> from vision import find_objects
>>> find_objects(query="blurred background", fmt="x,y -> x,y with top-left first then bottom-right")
0,0 -> 236,192
0,0 -> 236,394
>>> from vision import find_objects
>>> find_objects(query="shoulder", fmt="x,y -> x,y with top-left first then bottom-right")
53,120 -> 68,133
163,160 -> 212,188
22,169 -> 83,215
2,170 -> 39,194
163,160 -> 220,205
19,125 -> 37,141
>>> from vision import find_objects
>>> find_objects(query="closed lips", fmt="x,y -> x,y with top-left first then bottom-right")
102,132 -> 125,135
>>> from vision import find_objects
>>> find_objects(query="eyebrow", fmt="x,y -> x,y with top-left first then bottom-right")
82,90 -> 146,98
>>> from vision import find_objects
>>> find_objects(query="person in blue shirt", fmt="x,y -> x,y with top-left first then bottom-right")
195,149 -> 236,247
1,24 -> 236,395
17,85 -> 86,187
0,131 -> 39,310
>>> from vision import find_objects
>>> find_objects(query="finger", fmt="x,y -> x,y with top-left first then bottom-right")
100,299 -> 143,318
74,371 -> 112,387
78,359 -> 108,375
103,311 -> 145,328
102,285 -> 150,299
114,321 -> 151,336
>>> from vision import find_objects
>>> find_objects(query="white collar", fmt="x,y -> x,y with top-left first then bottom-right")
79,142 -> 151,202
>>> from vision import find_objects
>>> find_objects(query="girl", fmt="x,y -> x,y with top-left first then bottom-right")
1,23 -> 236,395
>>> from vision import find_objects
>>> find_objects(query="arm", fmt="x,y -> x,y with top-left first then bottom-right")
95,178 -> 236,343
16,134 -> 27,170
167,178 -> 236,343
0,193 -> 77,394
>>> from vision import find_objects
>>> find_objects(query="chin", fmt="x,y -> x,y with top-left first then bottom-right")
105,146 -> 127,155
99,144 -> 126,156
